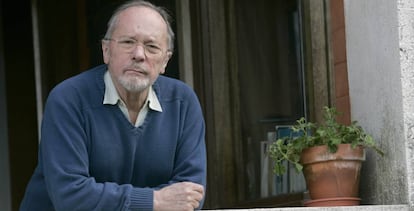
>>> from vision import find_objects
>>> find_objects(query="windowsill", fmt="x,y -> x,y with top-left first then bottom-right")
206,204 -> 411,211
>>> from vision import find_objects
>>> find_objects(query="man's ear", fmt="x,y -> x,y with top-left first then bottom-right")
162,51 -> 173,69
159,52 -> 172,75
102,40 -> 110,64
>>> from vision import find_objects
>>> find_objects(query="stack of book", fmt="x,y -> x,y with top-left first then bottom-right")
260,126 -> 306,197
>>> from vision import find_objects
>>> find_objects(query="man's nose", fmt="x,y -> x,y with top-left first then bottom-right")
132,44 -> 146,60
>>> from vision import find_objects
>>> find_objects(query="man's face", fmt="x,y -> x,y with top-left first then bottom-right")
102,6 -> 171,93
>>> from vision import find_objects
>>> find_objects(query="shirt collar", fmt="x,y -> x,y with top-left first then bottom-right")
103,71 -> 162,112
147,84 -> 162,112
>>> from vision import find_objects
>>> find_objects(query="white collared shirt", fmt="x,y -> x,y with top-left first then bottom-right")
103,71 -> 162,127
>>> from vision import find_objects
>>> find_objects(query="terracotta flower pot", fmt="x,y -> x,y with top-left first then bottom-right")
300,144 -> 366,206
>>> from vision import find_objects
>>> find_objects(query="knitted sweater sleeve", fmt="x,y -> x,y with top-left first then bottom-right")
39,83 -> 153,211
162,85 -> 207,208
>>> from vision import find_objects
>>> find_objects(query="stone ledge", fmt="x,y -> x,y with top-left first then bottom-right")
207,205 -> 411,211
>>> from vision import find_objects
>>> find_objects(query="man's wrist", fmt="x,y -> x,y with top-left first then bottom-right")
153,189 -> 160,210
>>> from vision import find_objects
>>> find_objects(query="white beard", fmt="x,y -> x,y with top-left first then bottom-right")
118,75 -> 150,93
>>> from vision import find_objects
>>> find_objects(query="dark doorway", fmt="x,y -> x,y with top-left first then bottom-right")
1,0 -> 38,210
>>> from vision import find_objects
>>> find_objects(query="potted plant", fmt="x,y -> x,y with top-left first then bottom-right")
268,106 -> 384,206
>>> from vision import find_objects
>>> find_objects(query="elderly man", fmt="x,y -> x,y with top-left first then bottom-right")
20,1 -> 206,210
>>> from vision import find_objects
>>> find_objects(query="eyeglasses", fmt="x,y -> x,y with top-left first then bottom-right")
104,38 -> 165,57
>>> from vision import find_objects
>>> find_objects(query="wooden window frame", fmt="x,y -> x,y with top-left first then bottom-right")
178,0 -> 336,208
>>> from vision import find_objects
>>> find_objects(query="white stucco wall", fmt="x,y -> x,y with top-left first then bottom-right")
398,0 -> 414,207
344,0 -> 411,206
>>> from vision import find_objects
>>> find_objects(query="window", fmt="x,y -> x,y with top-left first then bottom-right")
234,0 -> 306,201
185,0 -> 333,208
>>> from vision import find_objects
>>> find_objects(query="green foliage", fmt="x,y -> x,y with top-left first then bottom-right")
268,106 -> 384,175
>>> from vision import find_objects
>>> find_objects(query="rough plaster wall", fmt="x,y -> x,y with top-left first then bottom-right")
398,0 -> 414,207
344,0 -> 408,205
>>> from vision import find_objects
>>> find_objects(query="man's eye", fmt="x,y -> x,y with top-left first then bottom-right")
147,44 -> 160,50
120,40 -> 135,44
146,45 -> 161,54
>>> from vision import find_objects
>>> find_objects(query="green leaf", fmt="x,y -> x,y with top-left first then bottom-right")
294,163 -> 303,172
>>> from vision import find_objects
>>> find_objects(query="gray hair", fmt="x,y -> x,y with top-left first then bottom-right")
103,0 -> 175,51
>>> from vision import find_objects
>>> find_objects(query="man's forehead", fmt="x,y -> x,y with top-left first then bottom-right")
116,6 -> 167,31
119,6 -> 165,23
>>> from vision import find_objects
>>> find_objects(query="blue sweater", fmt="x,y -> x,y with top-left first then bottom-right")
20,65 -> 207,211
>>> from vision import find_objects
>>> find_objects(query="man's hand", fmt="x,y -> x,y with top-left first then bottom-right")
154,182 -> 204,211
